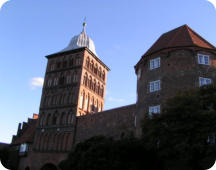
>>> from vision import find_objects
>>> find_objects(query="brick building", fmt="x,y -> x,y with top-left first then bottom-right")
3,24 -> 216,170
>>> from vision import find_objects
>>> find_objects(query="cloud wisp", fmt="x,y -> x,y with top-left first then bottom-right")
30,77 -> 44,89
206,0 -> 216,9
0,0 -> 9,10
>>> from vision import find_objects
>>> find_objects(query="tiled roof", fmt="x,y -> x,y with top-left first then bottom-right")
143,24 -> 216,57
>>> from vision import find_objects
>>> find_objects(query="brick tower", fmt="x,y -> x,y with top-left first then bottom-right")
30,22 -> 109,169
135,25 -> 216,136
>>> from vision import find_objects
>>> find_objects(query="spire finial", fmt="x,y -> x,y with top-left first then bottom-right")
82,17 -> 86,33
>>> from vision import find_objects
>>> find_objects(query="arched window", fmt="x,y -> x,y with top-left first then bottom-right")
73,71 -> 78,82
86,57 -> 90,68
53,78 -> 58,86
90,97 -> 94,112
52,114 -> 57,125
47,79 -> 52,87
89,76 -> 92,89
99,67 -> 102,78
46,114 -> 51,125
39,113 -> 44,126
76,57 -> 81,65
95,99 -> 98,112
66,112 -> 71,124
69,58 -> 74,66
98,103 -> 101,112
83,73 -> 88,85
97,82 -> 100,94
47,96 -> 51,106
79,92 -> 84,109
60,112 -> 65,125
90,60 -> 94,71
101,85 -> 104,97
59,76 -> 65,85
66,75 -> 71,84
63,60 -> 67,67
101,103 -> 103,111
94,64 -> 98,74
102,71 -> 105,81
93,79 -> 96,92
84,95 -> 89,111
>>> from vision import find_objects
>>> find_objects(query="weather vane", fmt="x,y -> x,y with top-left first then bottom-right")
82,17 -> 87,32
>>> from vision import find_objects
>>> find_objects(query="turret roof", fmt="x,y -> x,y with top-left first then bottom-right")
144,24 -> 216,57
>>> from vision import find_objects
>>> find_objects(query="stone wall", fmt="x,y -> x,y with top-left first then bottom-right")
75,104 -> 136,144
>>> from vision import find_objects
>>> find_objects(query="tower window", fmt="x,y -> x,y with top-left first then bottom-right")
63,61 -> 67,67
149,105 -> 160,116
198,54 -> 210,65
53,78 -> 58,86
149,80 -> 160,92
56,62 -> 61,69
66,76 -> 71,84
50,64 -> 55,71
150,57 -> 160,70
69,59 -> 74,66
47,79 -> 52,87
199,77 -> 212,86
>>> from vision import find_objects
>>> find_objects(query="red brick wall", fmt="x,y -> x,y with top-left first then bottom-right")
75,104 -> 136,144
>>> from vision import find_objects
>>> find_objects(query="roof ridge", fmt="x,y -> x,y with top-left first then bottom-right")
186,26 -> 216,49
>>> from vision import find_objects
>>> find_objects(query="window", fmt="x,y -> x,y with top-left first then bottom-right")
19,143 -> 28,154
149,80 -> 160,92
150,57 -> 160,70
199,77 -> 212,86
207,134 -> 215,144
47,79 -> 52,87
79,93 -> 84,109
53,78 -> 58,86
76,57 -> 81,65
66,76 -> 71,84
137,68 -> 141,80
50,64 -> 55,71
198,54 -> 210,65
149,105 -> 160,115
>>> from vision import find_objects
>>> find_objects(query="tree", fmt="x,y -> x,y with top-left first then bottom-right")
59,136 -> 163,170
142,85 -> 216,170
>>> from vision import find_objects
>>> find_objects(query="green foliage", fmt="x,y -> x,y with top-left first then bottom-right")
59,136 -> 163,170
142,85 -> 216,170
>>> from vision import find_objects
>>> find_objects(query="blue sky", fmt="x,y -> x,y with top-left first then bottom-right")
0,0 -> 215,143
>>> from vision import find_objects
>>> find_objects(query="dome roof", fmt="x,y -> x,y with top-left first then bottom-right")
61,22 -> 97,56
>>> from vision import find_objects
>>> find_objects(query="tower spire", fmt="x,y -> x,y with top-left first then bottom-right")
82,17 -> 86,33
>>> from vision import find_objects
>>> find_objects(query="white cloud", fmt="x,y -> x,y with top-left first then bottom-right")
108,97 -> 125,103
0,0 -> 10,10
30,77 -> 44,89
206,0 -> 216,10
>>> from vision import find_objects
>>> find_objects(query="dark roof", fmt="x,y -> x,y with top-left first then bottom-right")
135,25 -> 216,70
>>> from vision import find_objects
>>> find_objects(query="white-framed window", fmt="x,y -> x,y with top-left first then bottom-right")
199,77 -> 212,86
198,54 -> 210,65
150,80 -> 160,92
150,57 -> 160,70
149,105 -> 160,115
